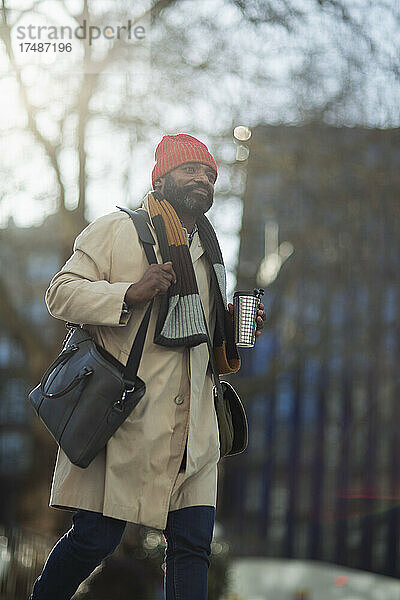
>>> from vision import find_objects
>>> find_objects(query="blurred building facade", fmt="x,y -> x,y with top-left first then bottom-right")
220,124 -> 400,577
0,215 -> 62,525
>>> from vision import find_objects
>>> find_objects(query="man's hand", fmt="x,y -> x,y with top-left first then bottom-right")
125,261 -> 177,307
228,302 -> 266,340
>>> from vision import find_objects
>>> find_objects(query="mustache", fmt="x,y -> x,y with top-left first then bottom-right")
183,183 -> 211,194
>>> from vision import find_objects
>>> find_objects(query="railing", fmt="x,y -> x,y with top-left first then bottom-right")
0,522 -> 230,599
0,525 -> 55,600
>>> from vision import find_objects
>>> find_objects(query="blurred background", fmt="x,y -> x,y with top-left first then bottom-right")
0,0 -> 400,598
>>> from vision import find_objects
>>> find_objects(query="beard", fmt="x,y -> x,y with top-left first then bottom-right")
162,173 -> 214,217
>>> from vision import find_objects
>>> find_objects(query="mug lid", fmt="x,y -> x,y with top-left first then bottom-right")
233,290 -> 257,297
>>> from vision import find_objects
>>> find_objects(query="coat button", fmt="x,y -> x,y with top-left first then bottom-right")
174,395 -> 184,405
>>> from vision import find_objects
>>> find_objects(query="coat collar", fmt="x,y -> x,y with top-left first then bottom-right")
141,192 -> 205,264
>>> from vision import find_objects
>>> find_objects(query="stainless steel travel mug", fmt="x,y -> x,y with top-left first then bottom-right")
233,289 -> 264,348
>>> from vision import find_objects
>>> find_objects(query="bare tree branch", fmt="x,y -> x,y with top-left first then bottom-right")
0,0 -> 68,216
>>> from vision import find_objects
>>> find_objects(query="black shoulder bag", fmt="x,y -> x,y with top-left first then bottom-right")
199,302 -> 248,458
28,208 -> 157,468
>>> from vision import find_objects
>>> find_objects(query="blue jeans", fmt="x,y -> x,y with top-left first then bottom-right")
29,505 -> 215,600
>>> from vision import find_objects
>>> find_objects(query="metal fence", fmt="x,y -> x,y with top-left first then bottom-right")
0,524 -> 55,600
0,522 -> 230,600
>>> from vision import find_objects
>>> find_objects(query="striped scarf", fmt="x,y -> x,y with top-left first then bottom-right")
147,191 -> 240,375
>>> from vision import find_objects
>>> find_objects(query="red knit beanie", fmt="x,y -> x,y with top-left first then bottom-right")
151,134 -> 218,185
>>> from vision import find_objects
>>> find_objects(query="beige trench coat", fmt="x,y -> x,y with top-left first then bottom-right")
45,195 -> 220,530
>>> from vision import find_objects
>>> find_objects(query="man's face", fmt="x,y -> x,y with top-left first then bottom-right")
160,162 -> 216,217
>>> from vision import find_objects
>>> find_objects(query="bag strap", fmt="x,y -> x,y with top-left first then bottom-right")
199,301 -> 224,404
121,207 -> 224,403
116,206 -> 156,253
116,206 -> 158,380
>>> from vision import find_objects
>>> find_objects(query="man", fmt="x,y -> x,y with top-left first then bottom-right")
29,134 -> 265,600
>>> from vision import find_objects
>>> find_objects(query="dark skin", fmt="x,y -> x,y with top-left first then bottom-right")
125,162 -> 266,338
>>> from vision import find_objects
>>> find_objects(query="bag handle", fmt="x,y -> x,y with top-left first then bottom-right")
40,345 -> 93,398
